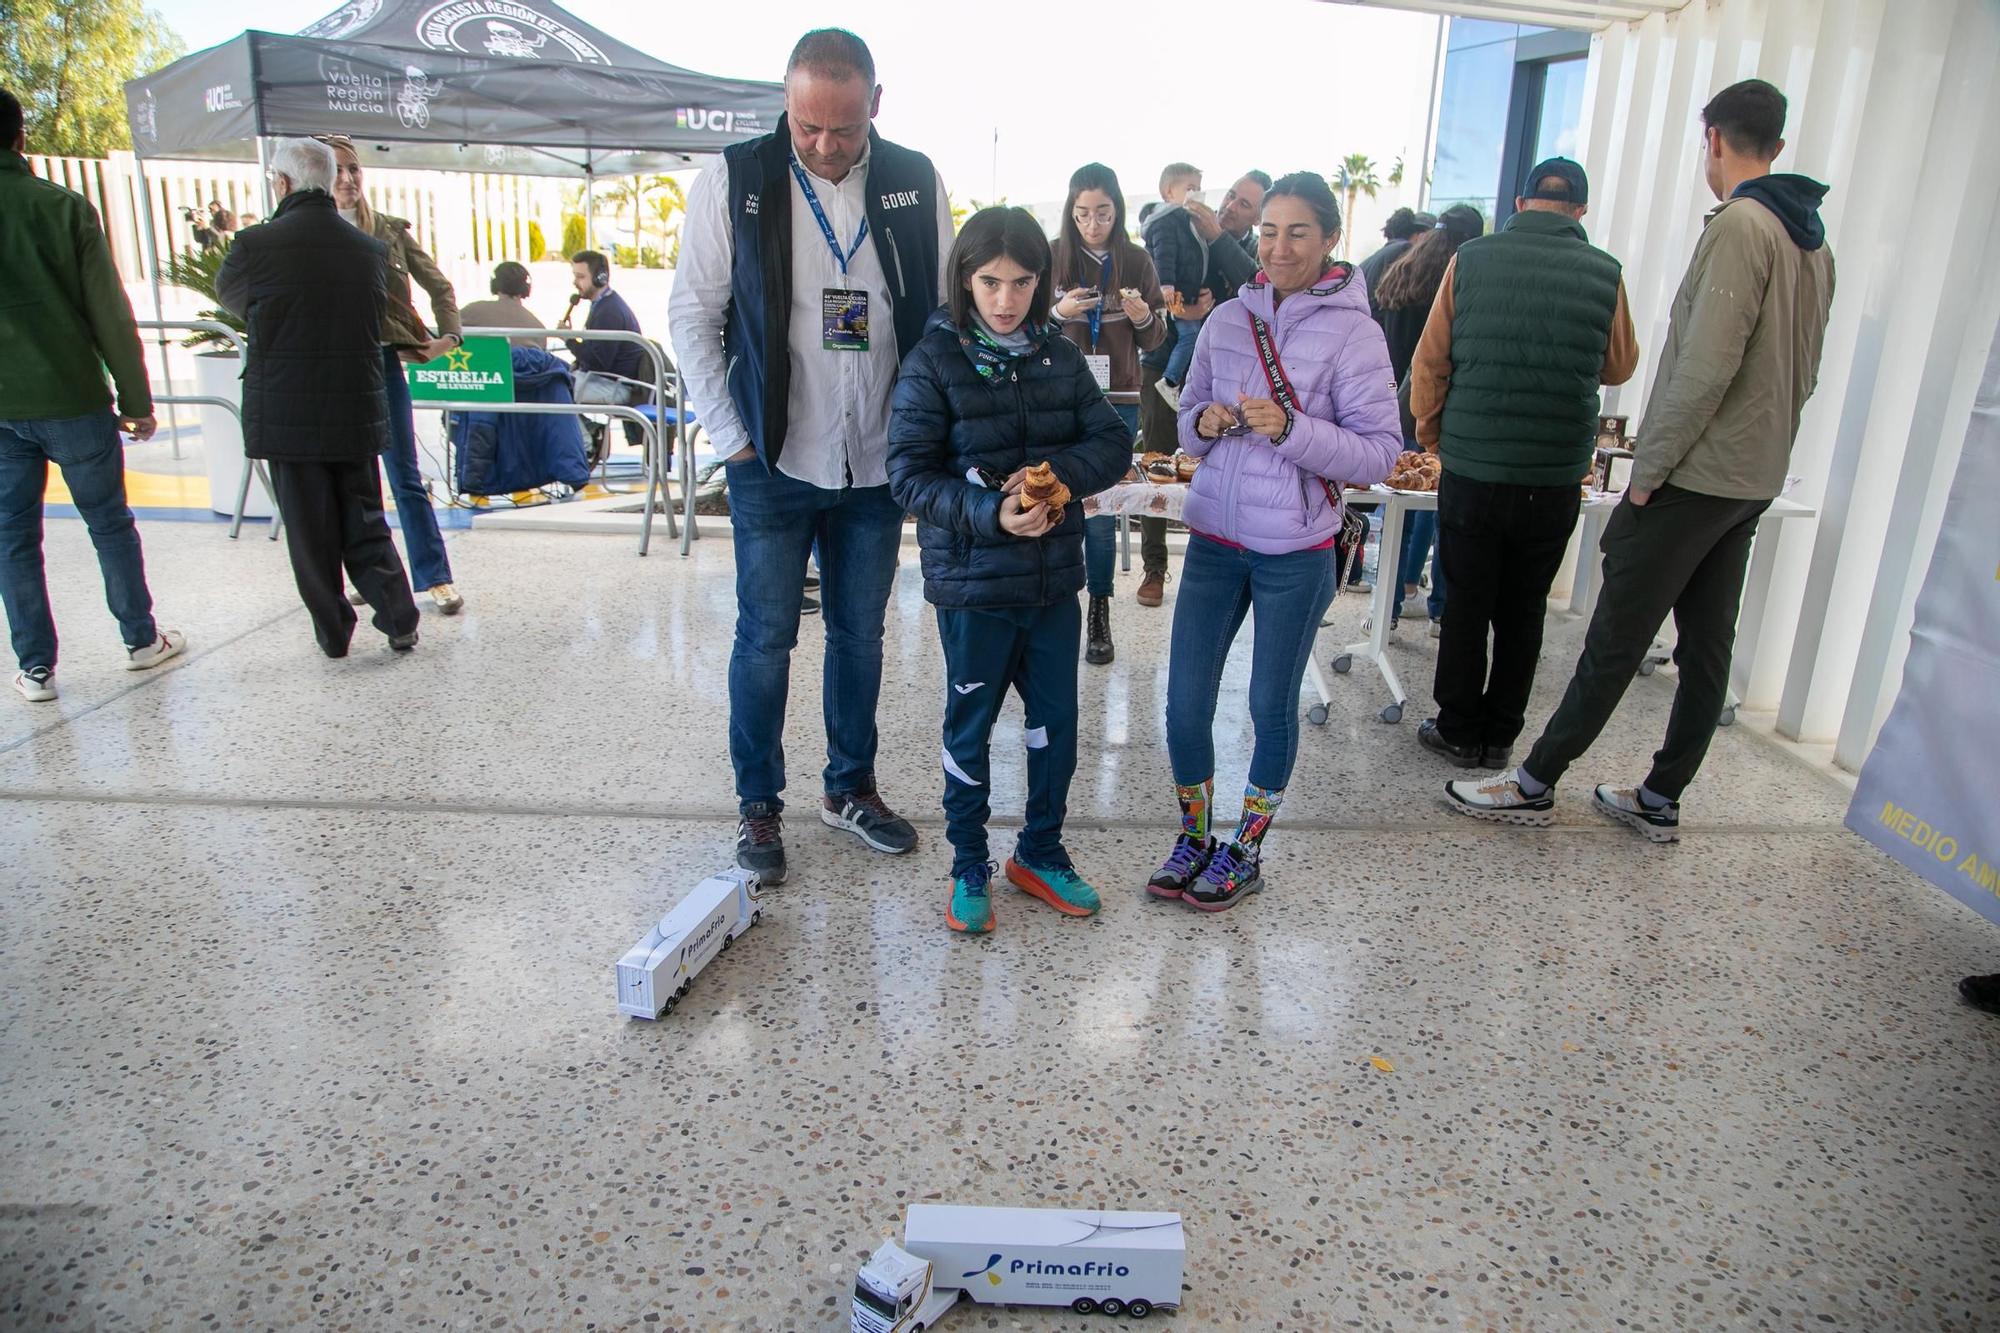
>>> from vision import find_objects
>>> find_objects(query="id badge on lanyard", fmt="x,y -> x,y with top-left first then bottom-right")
1084,252 -> 1114,390
793,156 -> 871,352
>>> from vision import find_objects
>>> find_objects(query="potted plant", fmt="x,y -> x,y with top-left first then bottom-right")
161,243 -> 270,518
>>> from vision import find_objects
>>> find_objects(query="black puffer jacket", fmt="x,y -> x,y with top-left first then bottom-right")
215,189 -> 392,462
889,309 -> 1132,609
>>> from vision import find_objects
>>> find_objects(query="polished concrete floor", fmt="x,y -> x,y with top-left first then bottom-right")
2,519 -> 1995,1332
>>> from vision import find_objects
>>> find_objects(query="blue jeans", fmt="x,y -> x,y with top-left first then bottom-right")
1083,404 -> 1140,598
937,598 -> 1081,876
1391,508 -> 1446,622
0,411 -> 157,672
377,348 -> 453,590
1166,534 -> 1335,790
725,457 -> 903,815
1163,316 -> 1202,386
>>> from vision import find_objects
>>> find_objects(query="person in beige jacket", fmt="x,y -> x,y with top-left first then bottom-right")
1446,78 -> 1835,840
321,134 -> 466,615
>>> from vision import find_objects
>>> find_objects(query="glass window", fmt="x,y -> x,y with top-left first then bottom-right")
1432,38 -> 1513,222
1534,57 -> 1589,162
1448,18 -> 1520,50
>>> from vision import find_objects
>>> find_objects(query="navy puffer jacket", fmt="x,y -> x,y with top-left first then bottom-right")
889,308 -> 1133,609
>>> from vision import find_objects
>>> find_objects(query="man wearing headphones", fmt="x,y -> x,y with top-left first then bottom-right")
458,261 -> 546,346
562,250 -> 650,444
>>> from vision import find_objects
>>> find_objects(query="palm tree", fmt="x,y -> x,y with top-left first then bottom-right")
1388,156 -> 1405,188
648,177 -> 690,267
1333,154 -> 1380,259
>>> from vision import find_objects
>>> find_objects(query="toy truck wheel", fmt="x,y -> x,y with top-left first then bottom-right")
1071,1298 -> 1099,1315
752,910 -> 762,925
1101,1298 -> 1125,1315
1128,1298 -> 1153,1318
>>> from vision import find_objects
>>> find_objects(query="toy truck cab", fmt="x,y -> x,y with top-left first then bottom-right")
851,1242 -> 959,1333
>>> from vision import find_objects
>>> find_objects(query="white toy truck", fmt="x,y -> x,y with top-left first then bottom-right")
851,1205 -> 1184,1330
615,868 -> 761,1019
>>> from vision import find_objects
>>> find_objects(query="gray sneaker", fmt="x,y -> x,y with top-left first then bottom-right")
737,802 -> 788,886
821,786 -> 918,855
1592,785 -> 1681,843
13,667 -> 56,703
1443,775 -> 1555,827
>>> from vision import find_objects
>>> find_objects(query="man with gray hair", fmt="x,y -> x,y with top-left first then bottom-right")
217,137 -> 420,657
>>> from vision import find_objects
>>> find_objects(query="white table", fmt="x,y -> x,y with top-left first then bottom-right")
1307,488 -> 1816,729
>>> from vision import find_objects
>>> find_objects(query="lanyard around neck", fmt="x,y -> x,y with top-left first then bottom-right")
789,155 -> 869,278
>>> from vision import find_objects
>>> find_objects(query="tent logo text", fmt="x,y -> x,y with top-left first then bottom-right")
417,1 -> 611,64
300,0 -> 384,41
675,107 -> 744,133
204,84 -> 244,114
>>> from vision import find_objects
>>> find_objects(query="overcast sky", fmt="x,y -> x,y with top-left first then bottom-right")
151,0 -> 1445,224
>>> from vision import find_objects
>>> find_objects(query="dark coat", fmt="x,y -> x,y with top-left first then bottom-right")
452,346 -> 592,495
215,189 -> 392,462
888,310 -> 1132,609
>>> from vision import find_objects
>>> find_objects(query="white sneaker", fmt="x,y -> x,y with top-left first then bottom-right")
13,668 -> 56,702
1593,784 -> 1681,843
428,583 -> 464,615
1429,618 -> 1443,639
125,628 -> 187,671
1154,379 -> 1182,410
346,587 -> 366,605
1443,775 -> 1556,827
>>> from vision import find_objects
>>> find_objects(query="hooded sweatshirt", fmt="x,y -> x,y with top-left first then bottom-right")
1174,263 -> 1402,554
1630,174 -> 1836,499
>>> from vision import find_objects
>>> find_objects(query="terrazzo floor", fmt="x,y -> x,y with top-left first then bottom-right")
2,519 -> 1995,1332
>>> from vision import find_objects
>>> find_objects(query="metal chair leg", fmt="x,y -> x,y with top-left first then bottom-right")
230,458 -> 255,539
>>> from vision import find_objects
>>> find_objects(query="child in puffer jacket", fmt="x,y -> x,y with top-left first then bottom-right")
888,207 -> 1132,935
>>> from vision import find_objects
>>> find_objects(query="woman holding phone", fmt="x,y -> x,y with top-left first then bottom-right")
1049,163 -> 1165,667
1151,172 -> 1400,912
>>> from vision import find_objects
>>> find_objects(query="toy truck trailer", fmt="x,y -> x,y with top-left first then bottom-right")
852,1205 -> 1184,1330
615,868 -> 761,1019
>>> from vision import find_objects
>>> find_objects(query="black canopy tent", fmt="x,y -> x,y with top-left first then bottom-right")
123,0 -> 784,179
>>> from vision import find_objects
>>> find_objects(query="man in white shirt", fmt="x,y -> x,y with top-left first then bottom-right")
670,28 -> 954,887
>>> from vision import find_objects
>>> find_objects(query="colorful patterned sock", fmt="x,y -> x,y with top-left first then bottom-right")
1231,783 -> 1284,857
1175,778 -> 1213,841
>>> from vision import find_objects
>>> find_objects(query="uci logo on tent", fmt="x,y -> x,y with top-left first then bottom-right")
417,1 -> 611,64
204,84 -> 244,113
676,107 -> 735,133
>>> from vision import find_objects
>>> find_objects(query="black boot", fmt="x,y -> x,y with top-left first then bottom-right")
1086,596 -> 1114,665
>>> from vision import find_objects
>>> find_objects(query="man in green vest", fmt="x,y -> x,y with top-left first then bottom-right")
1408,157 -> 1639,770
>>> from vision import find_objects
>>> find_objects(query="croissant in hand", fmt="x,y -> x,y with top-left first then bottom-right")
1019,462 -> 1072,511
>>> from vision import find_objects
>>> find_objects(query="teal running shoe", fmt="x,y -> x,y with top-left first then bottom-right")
947,862 -> 996,934
1005,857 -> 1101,917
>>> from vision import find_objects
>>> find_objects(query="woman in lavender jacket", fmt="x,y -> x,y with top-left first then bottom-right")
1148,172 -> 1401,913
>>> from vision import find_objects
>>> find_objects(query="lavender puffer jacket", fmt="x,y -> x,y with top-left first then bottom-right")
1176,264 -> 1401,554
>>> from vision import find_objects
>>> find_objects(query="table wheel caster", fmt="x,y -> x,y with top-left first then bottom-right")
1331,654 -> 1353,675
1307,703 -> 1330,726
1638,659 -> 1656,676
1718,705 -> 1737,727
1379,702 -> 1403,724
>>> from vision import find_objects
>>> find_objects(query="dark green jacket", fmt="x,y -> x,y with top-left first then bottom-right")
0,152 -> 152,420
1437,209 -> 1625,486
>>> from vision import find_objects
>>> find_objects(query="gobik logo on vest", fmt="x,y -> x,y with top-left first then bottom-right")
416,1 -> 611,63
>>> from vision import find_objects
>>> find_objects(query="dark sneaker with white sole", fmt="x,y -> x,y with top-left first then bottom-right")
822,786 -> 918,855
1479,746 -> 1512,771
1592,784 -> 1681,842
737,802 -> 788,886
1443,776 -> 1556,826
1181,843 -> 1263,912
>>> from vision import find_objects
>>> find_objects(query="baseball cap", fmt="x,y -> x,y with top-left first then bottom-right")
1522,157 -> 1589,205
